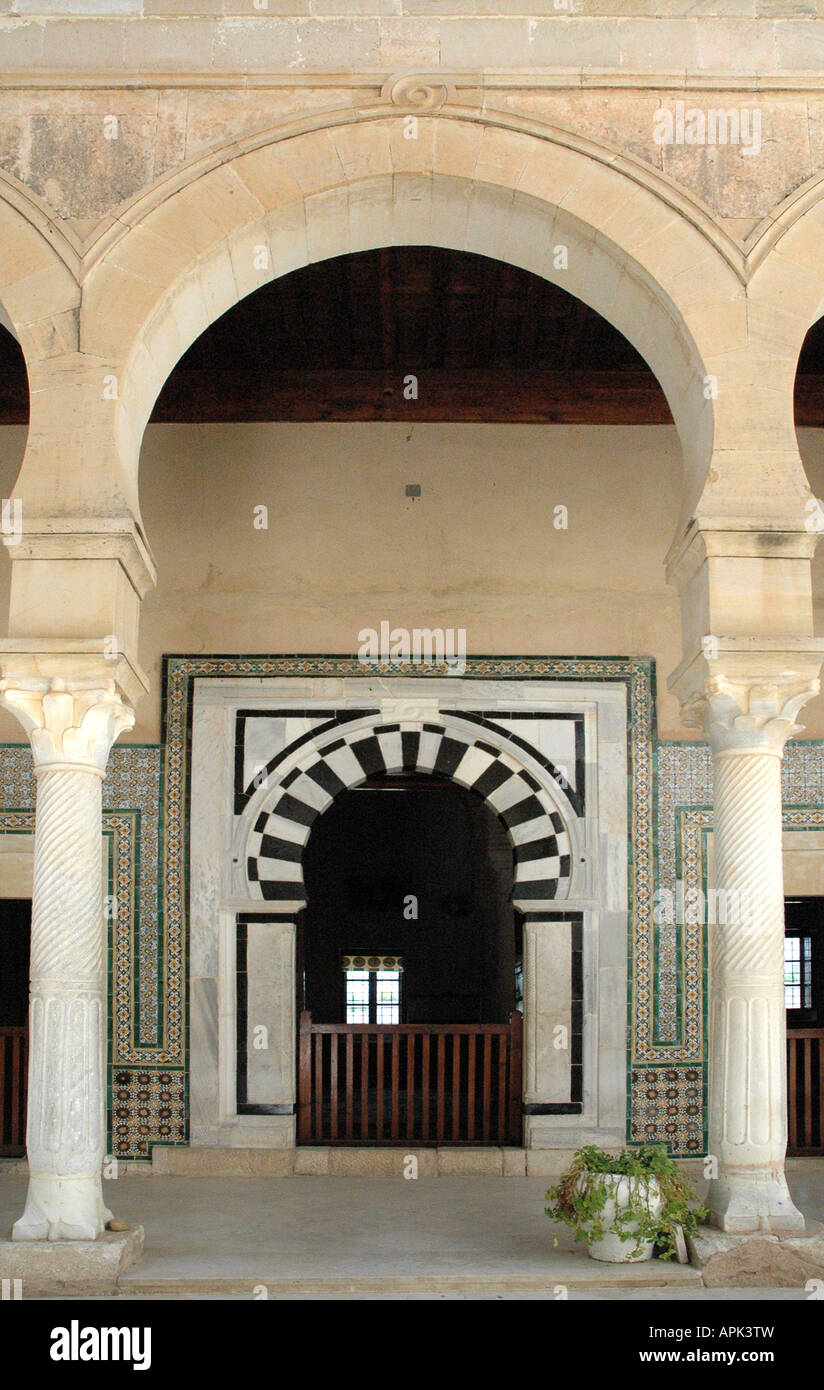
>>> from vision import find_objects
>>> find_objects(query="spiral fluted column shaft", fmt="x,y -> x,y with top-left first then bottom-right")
0,679 -> 135,1242
710,750 -> 786,1153
13,765 -> 112,1241
704,737 -> 805,1233
29,769 -> 105,1163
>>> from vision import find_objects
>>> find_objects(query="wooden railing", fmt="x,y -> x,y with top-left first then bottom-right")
787,1029 -> 824,1155
0,1025 -> 27,1157
298,1011 -> 523,1146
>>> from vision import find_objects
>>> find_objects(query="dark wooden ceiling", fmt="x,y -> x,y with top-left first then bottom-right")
155,246 -> 668,424
2,245 -> 824,425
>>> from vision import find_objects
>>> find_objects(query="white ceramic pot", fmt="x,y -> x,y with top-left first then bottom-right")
574,1173 -> 663,1262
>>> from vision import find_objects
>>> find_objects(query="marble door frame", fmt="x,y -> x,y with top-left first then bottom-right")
187,669 -> 631,1150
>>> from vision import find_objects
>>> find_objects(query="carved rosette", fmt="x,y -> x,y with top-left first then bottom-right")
382,73 -> 456,111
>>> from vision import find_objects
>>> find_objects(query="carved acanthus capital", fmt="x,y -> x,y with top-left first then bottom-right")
669,637 -> 824,755
681,675 -> 820,756
0,678 -> 134,775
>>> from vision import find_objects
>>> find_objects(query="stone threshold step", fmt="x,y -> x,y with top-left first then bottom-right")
150,1146 -> 599,1177
120,1267 -> 703,1295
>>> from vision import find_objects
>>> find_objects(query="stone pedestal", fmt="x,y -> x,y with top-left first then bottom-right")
0,659 -> 138,1240
0,1226 -> 144,1296
687,1223 -> 824,1287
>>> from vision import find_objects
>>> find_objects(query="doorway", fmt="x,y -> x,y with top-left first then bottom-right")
0,897 -> 30,1156
785,896 -> 824,1155
296,773 -> 523,1144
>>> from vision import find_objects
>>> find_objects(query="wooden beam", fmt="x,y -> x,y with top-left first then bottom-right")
5,372 -> 824,428
151,368 -> 675,423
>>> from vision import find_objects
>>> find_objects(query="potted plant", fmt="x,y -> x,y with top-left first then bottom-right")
545,1144 -> 706,1263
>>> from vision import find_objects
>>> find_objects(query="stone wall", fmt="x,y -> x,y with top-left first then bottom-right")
0,82 -> 819,228
0,5 -> 821,232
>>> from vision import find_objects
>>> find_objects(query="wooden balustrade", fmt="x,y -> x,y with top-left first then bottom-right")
0,1025 -> 27,1157
787,1029 -> 824,1156
298,1011 -> 522,1146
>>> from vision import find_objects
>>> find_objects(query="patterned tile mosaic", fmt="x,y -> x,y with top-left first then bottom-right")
629,1065 -> 704,1153
1,658 -> 821,1158
111,1067 -> 186,1159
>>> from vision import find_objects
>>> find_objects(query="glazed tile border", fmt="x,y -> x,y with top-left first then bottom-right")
653,741 -> 824,1060
654,742 -> 711,1056
111,1068 -> 187,1159
104,748 -> 164,1054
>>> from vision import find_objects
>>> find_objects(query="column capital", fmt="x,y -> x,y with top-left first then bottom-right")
0,660 -> 136,774
669,638 -> 824,755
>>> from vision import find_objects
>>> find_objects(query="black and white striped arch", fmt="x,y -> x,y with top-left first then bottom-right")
244,719 -> 576,909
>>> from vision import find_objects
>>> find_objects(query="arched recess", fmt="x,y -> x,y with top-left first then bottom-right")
70,107 -> 748,539
235,711 -> 581,914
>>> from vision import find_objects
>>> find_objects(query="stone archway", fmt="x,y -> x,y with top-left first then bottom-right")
243,712 -> 577,912
237,708 -> 582,1148
14,106 -> 746,536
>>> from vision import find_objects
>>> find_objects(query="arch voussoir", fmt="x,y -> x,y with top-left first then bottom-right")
244,715 -> 577,913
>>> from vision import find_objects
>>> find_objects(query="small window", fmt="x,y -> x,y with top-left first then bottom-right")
784,936 -> 812,1011
345,969 -> 371,1024
374,970 -> 401,1024
343,956 -> 403,1023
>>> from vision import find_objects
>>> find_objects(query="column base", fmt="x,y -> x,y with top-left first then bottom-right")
705,1168 -> 806,1235
0,1227 -> 144,1296
12,1173 -> 113,1242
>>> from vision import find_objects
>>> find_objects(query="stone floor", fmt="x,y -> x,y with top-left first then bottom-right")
1,1159 -> 822,1299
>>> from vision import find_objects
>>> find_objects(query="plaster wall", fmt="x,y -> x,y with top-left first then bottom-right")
1,419 -> 824,741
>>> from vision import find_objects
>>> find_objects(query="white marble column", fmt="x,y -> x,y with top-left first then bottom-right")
0,678 -> 133,1240
685,675 -> 819,1233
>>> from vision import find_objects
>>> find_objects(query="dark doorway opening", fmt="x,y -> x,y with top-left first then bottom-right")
300,773 -> 517,1024
297,774 -> 523,1144
785,897 -> 824,1155
0,897 -> 30,1156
